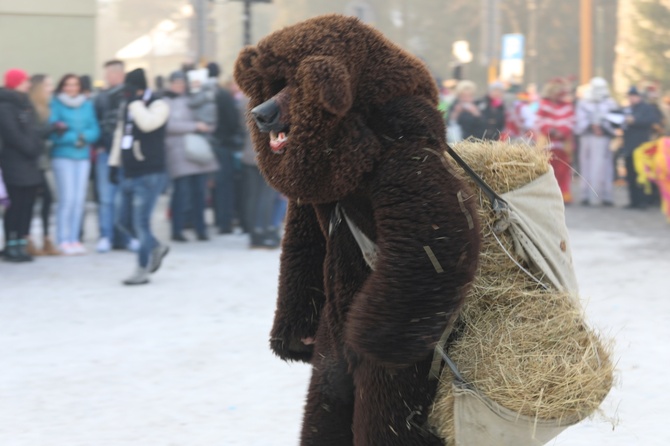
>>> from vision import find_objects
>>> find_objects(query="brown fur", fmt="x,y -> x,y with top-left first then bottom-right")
235,15 -> 481,445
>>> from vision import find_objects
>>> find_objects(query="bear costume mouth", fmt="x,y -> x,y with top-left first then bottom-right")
269,130 -> 289,154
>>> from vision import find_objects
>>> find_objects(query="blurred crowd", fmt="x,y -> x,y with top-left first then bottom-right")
442,76 -> 670,212
1,62 -> 668,282
0,61 -> 285,284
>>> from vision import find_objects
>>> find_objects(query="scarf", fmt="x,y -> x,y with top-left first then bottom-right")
57,93 -> 86,108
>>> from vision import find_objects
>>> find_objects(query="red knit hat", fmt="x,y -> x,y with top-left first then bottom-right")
4,69 -> 29,90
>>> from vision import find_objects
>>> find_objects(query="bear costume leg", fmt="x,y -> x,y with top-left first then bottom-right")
301,347 -> 355,445
352,358 -> 443,446
301,344 -> 442,446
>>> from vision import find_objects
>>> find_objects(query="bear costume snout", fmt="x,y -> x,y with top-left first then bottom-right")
250,88 -> 291,154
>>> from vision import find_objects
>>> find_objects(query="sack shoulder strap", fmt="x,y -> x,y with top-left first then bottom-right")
445,144 -> 509,215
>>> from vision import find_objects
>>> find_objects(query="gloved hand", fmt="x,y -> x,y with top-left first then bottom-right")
51,121 -> 68,136
109,167 -> 120,185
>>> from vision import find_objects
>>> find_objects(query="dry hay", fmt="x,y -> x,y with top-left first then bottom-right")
428,140 -> 614,443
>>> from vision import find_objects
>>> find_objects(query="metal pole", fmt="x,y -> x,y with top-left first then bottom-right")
402,0 -> 409,48
527,0 -> 537,84
243,0 -> 252,46
580,0 -> 593,84
595,0 -> 605,78
480,0 -> 489,67
490,0 -> 501,82
196,0 -> 207,63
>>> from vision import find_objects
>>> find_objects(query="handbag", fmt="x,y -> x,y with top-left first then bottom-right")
184,133 -> 216,165
0,167 -> 9,209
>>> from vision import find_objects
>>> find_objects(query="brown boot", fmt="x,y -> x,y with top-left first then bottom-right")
42,236 -> 61,256
26,238 -> 43,257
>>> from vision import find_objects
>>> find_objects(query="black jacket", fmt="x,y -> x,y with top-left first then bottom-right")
120,94 -> 168,178
477,96 -> 506,141
94,84 -> 125,151
622,102 -> 657,156
0,88 -> 44,186
213,87 -> 244,150
447,100 -> 485,140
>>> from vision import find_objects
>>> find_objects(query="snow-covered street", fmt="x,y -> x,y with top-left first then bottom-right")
1,194 -> 669,446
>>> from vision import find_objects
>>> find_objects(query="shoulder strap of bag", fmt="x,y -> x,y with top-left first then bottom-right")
444,143 -> 509,215
330,143 -> 511,379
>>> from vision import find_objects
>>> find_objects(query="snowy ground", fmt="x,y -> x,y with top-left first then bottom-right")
1,189 -> 669,446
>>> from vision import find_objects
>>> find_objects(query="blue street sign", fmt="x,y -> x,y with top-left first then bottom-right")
501,34 -> 525,61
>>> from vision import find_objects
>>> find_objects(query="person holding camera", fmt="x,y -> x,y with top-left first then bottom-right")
49,74 -> 100,255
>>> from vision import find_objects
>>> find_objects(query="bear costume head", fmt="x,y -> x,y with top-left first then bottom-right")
234,14 -> 441,204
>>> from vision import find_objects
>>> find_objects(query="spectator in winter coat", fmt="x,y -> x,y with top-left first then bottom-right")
574,77 -> 618,207
239,96 -> 280,248
209,62 -> 244,234
0,69 -> 44,262
27,74 -> 60,256
187,68 -> 218,136
109,68 -> 170,285
49,74 -> 100,255
535,78 -> 576,203
447,80 -> 484,141
477,81 -> 506,140
164,71 -> 219,242
622,86 -> 658,209
94,60 -> 136,253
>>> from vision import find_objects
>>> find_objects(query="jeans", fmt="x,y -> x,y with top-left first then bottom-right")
273,195 -> 288,228
116,172 -> 167,268
171,174 -> 208,237
95,150 -> 125,245
242,164 -> 278,232
213,146 -> 236,231
52,158 -> 91,244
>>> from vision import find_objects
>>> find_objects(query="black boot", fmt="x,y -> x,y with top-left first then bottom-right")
3,235 -> 24,263
264,228 -> 281,248
250,231 -> 266,248
17,239 -> 34,262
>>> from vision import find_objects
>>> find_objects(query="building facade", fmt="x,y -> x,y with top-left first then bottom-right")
0,0 -> 96,80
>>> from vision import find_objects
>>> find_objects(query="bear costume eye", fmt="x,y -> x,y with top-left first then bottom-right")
268,78 -> 287,98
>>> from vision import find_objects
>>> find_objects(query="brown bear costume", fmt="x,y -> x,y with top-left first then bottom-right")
234,15 -> 481,446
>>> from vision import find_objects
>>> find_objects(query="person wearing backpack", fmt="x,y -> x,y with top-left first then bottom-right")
0,69 -> 44,262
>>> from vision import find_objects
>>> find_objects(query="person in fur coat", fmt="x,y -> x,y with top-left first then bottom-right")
234,15 -> 481,446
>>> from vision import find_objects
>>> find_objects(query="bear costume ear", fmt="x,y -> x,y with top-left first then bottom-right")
296,56 -> 353,117
234,46 -> 261,97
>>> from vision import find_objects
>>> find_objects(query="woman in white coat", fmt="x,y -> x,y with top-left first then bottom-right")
574,77 -> 619,206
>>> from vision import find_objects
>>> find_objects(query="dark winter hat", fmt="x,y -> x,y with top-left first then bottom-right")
207,62 -> 221,78
79,75 -> 93,93
628,86 -> 641,96
124,68 -> 148,91
4,68 -> 29,90
168,70 -> 186,83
